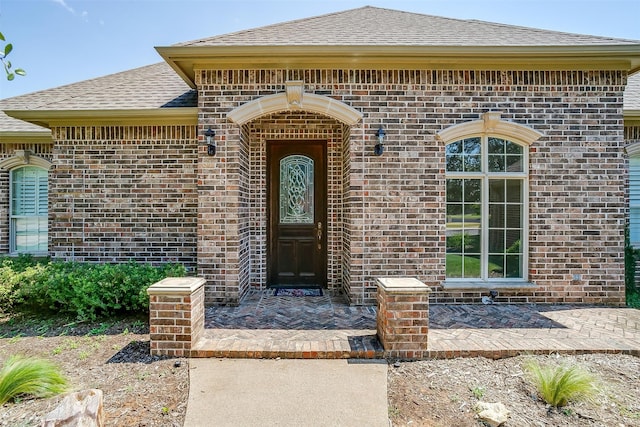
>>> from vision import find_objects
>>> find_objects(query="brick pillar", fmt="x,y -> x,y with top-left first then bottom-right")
147,277 -> 206,357
376,277 -> 431,360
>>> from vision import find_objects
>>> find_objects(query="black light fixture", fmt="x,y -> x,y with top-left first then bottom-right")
204,127 -> 216,156
374,125 -> 386,156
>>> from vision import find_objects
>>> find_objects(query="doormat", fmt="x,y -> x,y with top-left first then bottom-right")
273,288 -> 323,297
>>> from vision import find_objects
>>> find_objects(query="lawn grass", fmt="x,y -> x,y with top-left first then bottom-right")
446,254 -> 501,278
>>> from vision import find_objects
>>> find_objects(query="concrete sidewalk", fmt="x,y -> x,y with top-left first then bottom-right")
184,359 -> 389,427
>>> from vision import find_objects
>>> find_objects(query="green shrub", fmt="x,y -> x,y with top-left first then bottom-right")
0,355 -> 68,405
0,255 -> 49,313
36,261 -> 186,320
628,291 -> 640,309
625,226 -> 640,308
524,360 -> 596,408
2,257 -> 186,320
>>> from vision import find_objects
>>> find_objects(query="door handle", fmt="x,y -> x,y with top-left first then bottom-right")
316,222 -> 322,251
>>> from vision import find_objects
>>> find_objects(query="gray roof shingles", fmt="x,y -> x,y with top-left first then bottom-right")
1,6 -> 639,136
0,62 -> 195,134
179,6 -> 640,47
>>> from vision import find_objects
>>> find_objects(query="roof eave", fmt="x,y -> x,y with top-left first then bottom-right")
0,130 -> 52,143
156,44 -> 640,87
625,109 -> 640,126
4,108 -> 199,128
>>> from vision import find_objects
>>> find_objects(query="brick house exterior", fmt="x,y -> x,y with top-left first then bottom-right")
2,7 -> 640,307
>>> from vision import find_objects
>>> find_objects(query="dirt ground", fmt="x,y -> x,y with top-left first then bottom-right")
0,315 -> 188,427
388,353 -> 640,427
1,314 -> 639,426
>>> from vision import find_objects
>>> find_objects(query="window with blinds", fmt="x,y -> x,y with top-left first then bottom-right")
10,166 -> 48,254
629,157 -> 640,246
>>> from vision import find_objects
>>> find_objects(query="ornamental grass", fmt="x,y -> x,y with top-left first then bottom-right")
524,359 -> 596,408
0,355 -> 68,405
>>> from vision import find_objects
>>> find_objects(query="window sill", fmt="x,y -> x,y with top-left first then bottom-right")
441,281 -> 537,291
8,251 -> 49,258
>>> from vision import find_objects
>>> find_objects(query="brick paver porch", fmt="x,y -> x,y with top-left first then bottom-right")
193,290 -> 640,359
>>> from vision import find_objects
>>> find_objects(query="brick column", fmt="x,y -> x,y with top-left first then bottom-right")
147,277 -> 206,357
376,277 -> 431,360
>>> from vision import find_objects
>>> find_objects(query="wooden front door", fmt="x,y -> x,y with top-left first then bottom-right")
268,141 -> 326,288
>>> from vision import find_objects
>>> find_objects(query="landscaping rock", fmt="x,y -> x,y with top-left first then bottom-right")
474,401 -> 509,427
41,389 -> 104,427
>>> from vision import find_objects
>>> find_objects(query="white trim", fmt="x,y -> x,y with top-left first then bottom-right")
227,90 -> 363,126
0,151 -> 52,171
9,165 -> 49,255
436,112 -> 543,145
441,281 -> 537,290
444,118 -> 533,283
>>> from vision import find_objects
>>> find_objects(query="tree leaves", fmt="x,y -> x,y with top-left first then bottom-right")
0,32 -> 26,81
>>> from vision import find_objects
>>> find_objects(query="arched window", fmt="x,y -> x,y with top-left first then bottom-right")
445,136 -> 527,281
10,166 -> 48,254
438,112 -> 542,284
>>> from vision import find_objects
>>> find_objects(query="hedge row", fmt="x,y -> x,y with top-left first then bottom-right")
0,256 -> 186,320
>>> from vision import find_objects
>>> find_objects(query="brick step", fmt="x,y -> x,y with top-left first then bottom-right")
189,329 -> 384,359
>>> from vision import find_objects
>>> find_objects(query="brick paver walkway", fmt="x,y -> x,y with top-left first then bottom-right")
195,290 -> 640,359
194,290 -> 382,358
429,304 -> 640,358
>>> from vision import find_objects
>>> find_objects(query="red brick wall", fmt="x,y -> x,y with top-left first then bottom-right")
196,68 -> 627,305
48,125 -> 198,269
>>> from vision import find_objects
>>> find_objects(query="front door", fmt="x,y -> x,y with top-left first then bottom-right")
268,141 -> 326,287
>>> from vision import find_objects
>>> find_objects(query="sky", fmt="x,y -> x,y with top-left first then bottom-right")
1,0 -> 639,100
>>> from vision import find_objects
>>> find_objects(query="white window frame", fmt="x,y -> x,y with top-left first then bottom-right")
445,136 -> 529,282
627,143 -> 640,247
437,112 -> 542,289
10,165 -> 49,255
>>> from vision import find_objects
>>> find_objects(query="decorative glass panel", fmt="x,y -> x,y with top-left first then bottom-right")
279,155 -> 314,224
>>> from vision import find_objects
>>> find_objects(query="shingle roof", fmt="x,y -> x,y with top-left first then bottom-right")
0,62 -> 195,135
2,5 -> 640,136
0,62 -> 195,111
626,73 -> 640,111
179,6 -> 640,47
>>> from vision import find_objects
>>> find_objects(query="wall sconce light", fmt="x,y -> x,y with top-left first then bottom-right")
204,127 -> 216,156
374,126 -> 386,156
